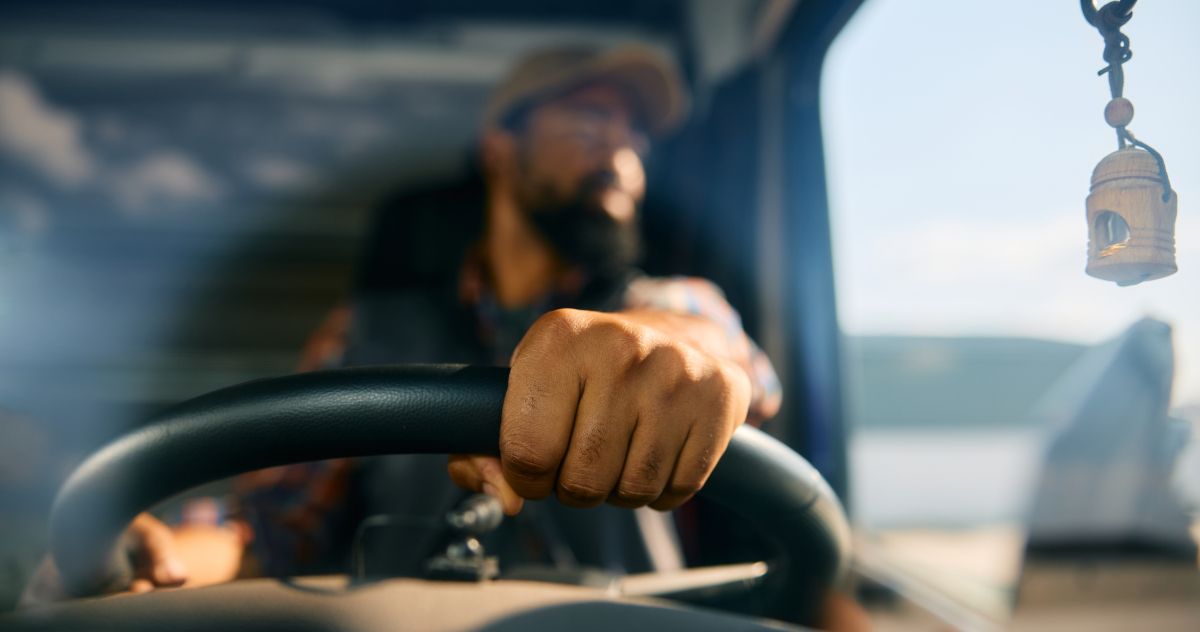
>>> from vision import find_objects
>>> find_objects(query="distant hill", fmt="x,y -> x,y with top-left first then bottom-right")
845,336 -> 1087,430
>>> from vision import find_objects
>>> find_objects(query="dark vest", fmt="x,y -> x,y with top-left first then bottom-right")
342,172 -> 654,578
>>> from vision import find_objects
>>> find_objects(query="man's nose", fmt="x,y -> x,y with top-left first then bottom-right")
611,147 -> 645,198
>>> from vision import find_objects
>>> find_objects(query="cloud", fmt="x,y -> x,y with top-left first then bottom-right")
874,215 -> 1080,287
0,71 -> 226,216
0,70 -> 96,186
110,151 -> 224,214
845,214 -> 1137,341
246,157 -> 318,190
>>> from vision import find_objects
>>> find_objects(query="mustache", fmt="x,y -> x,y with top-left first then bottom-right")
574,170 -> 620,204
524,169 -> 641,276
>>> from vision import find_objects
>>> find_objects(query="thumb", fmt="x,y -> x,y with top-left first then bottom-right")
447,454 -> 524,515
128,513 -> 188,587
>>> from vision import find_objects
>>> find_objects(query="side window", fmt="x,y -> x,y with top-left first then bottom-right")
822,0 -> 1199,613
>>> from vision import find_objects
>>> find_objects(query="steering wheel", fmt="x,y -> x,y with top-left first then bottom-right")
38,365 -> 849,627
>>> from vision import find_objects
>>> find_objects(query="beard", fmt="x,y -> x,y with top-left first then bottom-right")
518,170 -> 642,278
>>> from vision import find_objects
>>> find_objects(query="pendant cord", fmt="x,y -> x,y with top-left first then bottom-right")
1082,0 -> 1171,201
1082,0 -> 1136,98
1121,129 -> 1173,203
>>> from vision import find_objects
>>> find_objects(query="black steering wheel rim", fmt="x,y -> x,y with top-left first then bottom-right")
48,365 -> 850,625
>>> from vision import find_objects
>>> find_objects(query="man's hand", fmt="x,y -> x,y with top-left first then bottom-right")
126,513 -> 189,593
448,308 -> 752,515
21,511 -> 250,605
126,512 -> 250,594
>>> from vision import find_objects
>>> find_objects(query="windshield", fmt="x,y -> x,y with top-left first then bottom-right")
0,3 -> 682,600
1,0 -> 1197,628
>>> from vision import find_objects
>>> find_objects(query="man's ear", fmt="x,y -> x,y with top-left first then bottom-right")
479,128 -> 518,179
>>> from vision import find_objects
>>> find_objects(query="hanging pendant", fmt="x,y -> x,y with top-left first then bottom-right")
1086,147 -> 1177,286
1085,98 -> 1177,286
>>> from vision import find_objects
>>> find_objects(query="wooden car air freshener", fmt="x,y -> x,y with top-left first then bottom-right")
1082,0 -> 1177,286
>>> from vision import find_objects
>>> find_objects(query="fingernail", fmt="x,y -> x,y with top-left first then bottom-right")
482,482 -> 502,503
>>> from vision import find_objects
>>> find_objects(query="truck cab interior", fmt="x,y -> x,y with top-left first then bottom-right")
0,1 -> 1196,631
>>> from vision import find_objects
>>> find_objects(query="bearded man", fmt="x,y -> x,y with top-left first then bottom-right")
26,46 -> 783,598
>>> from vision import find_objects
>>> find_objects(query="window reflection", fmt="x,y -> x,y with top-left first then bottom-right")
1095,210 -> 1131,257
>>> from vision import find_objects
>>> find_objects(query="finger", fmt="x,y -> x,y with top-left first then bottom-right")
447,454 -> 524,515
129,513 -> 187,587
648,429 -> 720,511
501,311 -> 587,500
129,579 -> 154,594
555,376 -> 638,507
227,519 -> 255,546
651,365 -> 748,511
608,404 -> 690,509
608,343 -> 700,509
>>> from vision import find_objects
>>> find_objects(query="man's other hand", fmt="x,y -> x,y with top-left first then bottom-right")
131,513 -> 250,593
20,511 -> 250,605
448,308 -> 752,515
124,512 -> 249,594
126,512 -> 189,593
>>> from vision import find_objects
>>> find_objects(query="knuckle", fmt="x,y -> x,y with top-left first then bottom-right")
645,345 -> 695,395
500,441 -> 558,482
615,447 -> 666,504
722,358 -> 752,390
636,447 -> 664,480
667,478 -> 705,497
691,429 -> 729,467
616,480 -> 661,504
657,342 -> 692,369
699,360 -> 733,392
557,478 -> 609,506
524,309 -> 584,355
573,425 -> 606,466
702,363 -> 751,423
591,321 -> 646,370
539,309 -> 583,339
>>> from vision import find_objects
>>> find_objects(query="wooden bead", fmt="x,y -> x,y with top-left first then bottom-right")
1105,97 -> 1134,128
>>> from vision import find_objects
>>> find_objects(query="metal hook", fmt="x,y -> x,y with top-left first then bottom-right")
1081,0 -> 1137,27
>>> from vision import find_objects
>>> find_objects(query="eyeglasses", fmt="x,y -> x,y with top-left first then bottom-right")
529,103 -> 651,159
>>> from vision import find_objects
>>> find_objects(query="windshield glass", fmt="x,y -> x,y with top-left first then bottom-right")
0,5 -> 685,608
1,0 -> 1197,627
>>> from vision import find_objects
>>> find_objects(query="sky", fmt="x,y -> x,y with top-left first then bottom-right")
822,0 -> 1200,406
